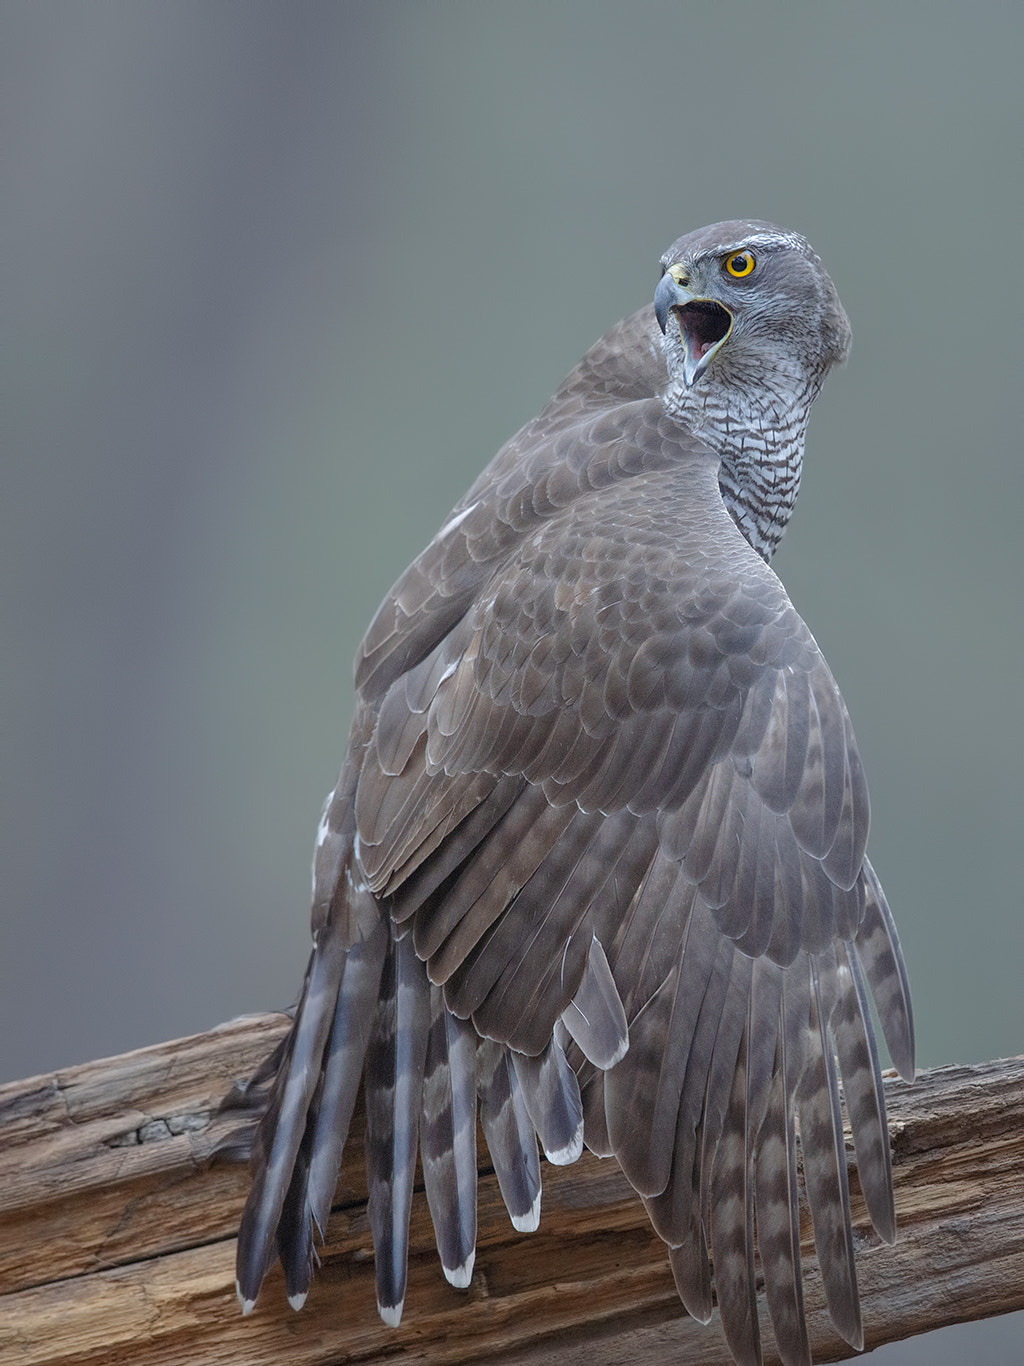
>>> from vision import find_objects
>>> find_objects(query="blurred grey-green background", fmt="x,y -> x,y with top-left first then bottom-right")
2,3 -> 1021,1360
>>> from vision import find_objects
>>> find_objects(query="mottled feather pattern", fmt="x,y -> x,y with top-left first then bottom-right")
235,221 -> 914,1365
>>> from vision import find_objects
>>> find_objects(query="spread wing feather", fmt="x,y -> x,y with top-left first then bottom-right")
235,305 -> 913,1365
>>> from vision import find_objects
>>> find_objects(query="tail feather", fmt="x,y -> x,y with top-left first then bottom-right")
421,986 -> 478,1287
276,917 -> 389,1304
364,930 -> 431,1325
235,929 -> 348,1310
276,1066 -> 326,1307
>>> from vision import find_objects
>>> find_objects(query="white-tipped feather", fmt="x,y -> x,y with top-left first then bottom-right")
511,1189 -> 542,1233
560,937 -> 630,1070
378,1300 -> 404,1328
476,1040 -> 543,1232
236,1281 -> 256,1317
421,993 -> 479,1298
511,1038 -> 583,1169
443,1249 -> 476,1289
543,1119 -> 584,1167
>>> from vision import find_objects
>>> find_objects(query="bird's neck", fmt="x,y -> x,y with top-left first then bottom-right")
716,434 -> 804,564
665,371 -> 818,563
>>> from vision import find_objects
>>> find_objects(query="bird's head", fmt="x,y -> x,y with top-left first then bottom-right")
655,220 -> 851,401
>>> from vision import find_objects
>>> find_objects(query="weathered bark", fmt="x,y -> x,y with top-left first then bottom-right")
0,1015 -> 1021,1365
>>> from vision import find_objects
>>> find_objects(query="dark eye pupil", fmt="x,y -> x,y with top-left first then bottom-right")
732,255 -> 748,272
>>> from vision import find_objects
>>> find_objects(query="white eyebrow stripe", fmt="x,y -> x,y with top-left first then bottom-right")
695,230 -> 808,260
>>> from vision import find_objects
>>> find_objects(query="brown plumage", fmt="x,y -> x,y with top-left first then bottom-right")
233,220 -> 914,1364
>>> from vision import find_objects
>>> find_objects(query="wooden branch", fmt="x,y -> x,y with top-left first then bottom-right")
0,1017 -> 1021,1366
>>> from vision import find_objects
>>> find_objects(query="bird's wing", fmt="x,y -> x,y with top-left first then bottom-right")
236,311 -> 914,1365
357,452 -> 868,995
348,441 -> 912,1360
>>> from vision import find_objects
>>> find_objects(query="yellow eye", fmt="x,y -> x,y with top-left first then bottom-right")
723,250 -> 756,279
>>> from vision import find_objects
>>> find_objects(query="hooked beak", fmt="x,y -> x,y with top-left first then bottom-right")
654,266 -> 733,387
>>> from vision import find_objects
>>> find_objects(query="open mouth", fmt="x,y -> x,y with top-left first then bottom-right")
674,300 -> 732,361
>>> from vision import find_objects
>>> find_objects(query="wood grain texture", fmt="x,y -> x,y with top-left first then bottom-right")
1,1015 -> 1021,1365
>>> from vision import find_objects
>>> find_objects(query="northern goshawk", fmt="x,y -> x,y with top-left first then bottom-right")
234,220 -> 914,1365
